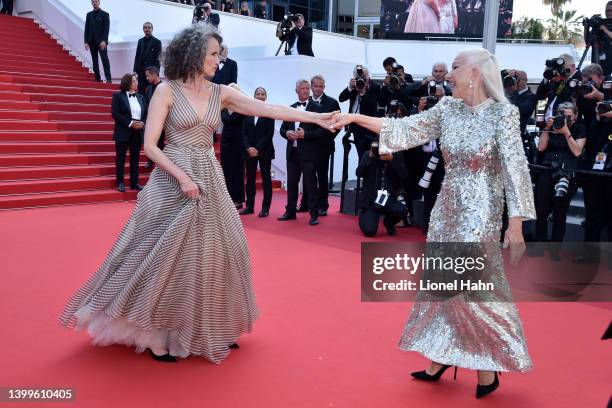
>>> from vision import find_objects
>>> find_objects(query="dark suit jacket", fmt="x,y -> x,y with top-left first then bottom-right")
84,9 -> 110,45
280,101 -> 325,161
286,26 -> 314,57
338,82 -> 382,141
133,36 -> 162,73
509,88 -> 537,134
314,93 -> 340,153
242,116 -> 275,160
111,92 -> 147,142
355,151 -> 407,209
221,110 -> 245,152
536,70 -> 581,115
213,58 -> 238,85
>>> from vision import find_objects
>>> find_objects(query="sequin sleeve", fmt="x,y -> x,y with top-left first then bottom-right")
496,104 -> 536,220
378,97 -> 446,154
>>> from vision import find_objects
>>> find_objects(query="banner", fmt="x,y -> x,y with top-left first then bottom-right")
381,0 -> 514,39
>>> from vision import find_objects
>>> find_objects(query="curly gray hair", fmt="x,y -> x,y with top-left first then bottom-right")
163,24 -> 223,82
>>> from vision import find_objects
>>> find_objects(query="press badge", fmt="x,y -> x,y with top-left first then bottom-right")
593,152 -> 607,170
375,189 -> 389,207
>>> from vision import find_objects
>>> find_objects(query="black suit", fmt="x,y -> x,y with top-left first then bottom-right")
242,116 -> 275,211
111,92 -> 147,188
221,110 -> 246,204
509,88 -> 537,135
280,101 -> 325,215
285,26 -> 314,57
304,94 -> 340,211
133,36 -> 162,94
0,0 -> 14,14
536,70 -> 581,117
84,8 -> 111,82
213,58 -> 238,85
338,83 -> 382,159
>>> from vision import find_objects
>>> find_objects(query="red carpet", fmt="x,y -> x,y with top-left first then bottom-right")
0,193 -> 610,407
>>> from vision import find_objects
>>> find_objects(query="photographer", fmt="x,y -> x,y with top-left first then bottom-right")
536,54 -> 581,119
535,102 -> 587,242
410,63 -> 452,111
580,101 -> 612,248
284,14 -> 314,57
193,2 -> 219,26
591,1 -> 612,75
576,64 -> 606,129
339,65 -> 383,159
356,143 -> 408,237
504,69 -> 537,162
381,63 -> 414,114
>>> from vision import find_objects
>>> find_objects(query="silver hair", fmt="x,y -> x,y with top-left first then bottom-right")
559,53 -> 575,66
353,65 -> 370,79
558,101 -> 578,114
311,74 -> 325,84
457,48 -> 508,104
295,79 -> 309,88
163,24 -> 222,82
432,62 -> 448,72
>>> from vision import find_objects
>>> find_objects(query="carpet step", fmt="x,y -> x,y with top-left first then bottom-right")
14,84 -> 115,97
0,110 -> 110,121
0,189 -> 139,210
0,141 -> 116,154
29,93 -> 112,105
0,74 -> 114,90
0,64 -> 91,77
0,52 -> 86,67
0,163 -> 150,181
0,153 -> 127,166
0,58 -> 87,73
0,131 -> 112,142
0,101 -> 109,114
0,175 -> 149,195
0,70 -> 94,82
0,121 -> 113,132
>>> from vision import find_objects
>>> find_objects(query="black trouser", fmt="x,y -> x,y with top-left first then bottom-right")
582,176 -> 612,242
115,131 -> 141,188
359,200 -> 407,237
354,135 -> 375,163
221,146 -> 245,204
421,155 -> 445,232
534,169 -> 577,242
136,69 -> 148,95
0,0 -> 13,14
89,42 -> 112,82
300,149 -> 332,211
286,147 -> 318,216
245,156 -> 272,211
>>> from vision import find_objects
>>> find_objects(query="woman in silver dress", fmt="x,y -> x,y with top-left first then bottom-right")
331,48 -> 535,398
59,24 -> 334,364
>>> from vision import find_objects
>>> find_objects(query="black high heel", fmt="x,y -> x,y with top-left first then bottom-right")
229,343 -> 240,349
476,372 -> 500,399
411,364 -> 457,382
148,349 -> 177,363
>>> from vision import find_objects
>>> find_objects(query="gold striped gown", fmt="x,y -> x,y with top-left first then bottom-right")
59,81 -> 258,364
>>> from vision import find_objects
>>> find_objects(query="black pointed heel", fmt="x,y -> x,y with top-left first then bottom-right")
148,349 -> 177,363
476,372 -> 500,399
411,364 -> 457,382
229,343 -> 240,349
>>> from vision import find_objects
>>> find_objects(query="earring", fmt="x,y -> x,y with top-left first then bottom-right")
469,80 -> 474,89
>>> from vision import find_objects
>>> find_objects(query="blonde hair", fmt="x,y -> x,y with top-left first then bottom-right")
458,48 -> 508,104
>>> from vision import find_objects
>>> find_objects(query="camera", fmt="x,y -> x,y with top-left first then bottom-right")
552,113 -> 567,130
578,80 -> 595,95
371,141 -> 379,157
276,13 -> 299,39
583,14 -> 612,30
543,58 -> 569,80
596,100 -> 612,114
355,65 -> 367,92
387,100 -> 406,118
389,63 -> 401,88
193,4 -> 205,22
501,69 -> 517,88
549,160 -> 572,199
425,95 -> 439,110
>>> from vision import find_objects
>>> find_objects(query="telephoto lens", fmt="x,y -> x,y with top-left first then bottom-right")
552,114 -> 566,130
418,150 -> 441,189
596,101 -> 612,114
554,176 -> 570,198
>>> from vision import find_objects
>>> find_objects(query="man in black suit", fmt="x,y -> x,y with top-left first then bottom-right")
278,79 -> 325,225
339,65 -> 383,160
506,70 -> 537,134
0,0 -> 14,15
193,2 -> 220,26
143,66 -> 163,169
536,53 -> 581,121
254,0 -> 267,19
133,22 -> 162,94
213,44 -> 238,85
112,74 -> 147,192
301,75 -> 340,216
84,0 -> 111,83
285,14 -> 314,57
240,87 -> 275,218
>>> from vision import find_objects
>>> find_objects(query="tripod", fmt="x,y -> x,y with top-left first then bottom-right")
275,40 -> 289,57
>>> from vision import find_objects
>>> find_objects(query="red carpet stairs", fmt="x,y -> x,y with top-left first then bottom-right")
0,14 -> 278,210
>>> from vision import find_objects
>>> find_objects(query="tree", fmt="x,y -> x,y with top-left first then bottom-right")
541,0 -> 571,16
511,18 -> 545,40
546,8 -> 584,45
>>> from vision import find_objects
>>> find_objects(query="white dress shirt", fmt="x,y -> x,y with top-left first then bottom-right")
127,92 -> 142,128
289,28 -> 300,55
293,101 -> 307,147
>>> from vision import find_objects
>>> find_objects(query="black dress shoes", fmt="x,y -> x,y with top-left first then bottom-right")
239,207 -> 254,215
117,182 -> 125,192
296,205 -> 309,213
318,209 -> 328,216
148,349 -> 177,363
258,210 -> 269,218
131,184 -> 143,191
386,225 -> 397,236
277,212 -> 297,221
309,215 -> 319,226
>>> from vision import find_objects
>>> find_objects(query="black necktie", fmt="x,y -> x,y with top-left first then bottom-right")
129,93 -> 137,98
296,102 -> 306,107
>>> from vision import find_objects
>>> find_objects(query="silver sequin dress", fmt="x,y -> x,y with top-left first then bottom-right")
379,96 -> 536,372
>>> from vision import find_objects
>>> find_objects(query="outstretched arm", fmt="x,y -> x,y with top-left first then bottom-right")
220,85 -> 336,129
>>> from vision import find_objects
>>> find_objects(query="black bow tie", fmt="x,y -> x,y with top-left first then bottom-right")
296,102 -> 307,107
129,93 -> 137,98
